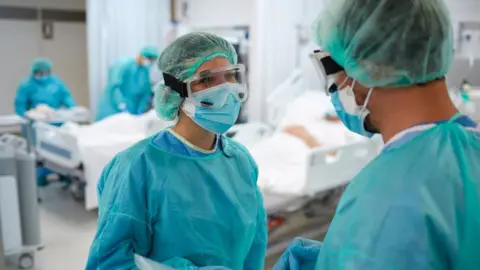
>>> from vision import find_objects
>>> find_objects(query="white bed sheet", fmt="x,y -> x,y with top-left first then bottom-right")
61,111 -> 173,210
250,90 -> 366,195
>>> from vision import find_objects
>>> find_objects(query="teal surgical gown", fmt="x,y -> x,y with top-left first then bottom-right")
86,131 -> 267,269
95,58 -> 152,121
14,75 -> 76,116
315,115 -> 480,270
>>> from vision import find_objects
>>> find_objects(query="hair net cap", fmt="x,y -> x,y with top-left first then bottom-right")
313,0 -> 454,88
31,58 -> 52,74
154,32 -> 238,120
140,46 -> 160,59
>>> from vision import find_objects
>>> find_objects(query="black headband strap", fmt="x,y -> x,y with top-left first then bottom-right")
321,56 -> 344,76
163,73 -> 188,98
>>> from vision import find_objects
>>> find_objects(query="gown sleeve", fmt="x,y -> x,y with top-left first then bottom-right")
86,155 -> 153,270
243,187 -> 268,270
14,82 -> 30,116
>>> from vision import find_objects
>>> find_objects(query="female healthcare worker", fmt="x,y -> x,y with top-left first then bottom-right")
86,32 -> 267,270
275,0 -> 480,269
95,46 -> 160,121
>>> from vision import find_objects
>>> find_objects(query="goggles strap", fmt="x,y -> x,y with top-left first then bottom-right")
163,73 -> 188,98
320,55 -> 344,76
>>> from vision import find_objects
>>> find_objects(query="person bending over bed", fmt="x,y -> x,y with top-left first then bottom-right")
86,32 -> 267,269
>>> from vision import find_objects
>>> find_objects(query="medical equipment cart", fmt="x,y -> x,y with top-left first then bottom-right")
0,134 -> 41,269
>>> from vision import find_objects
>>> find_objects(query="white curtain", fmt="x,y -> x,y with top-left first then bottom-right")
299,0 -> 328,89
87,0 -> 170,117
249,0 -> 326,122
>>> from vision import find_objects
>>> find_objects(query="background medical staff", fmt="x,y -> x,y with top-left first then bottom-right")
95,46 -> 160,121
275,0 -> 480,269
87,33 -> 267,269
14,58 -> 77,187
14,58 -> 76,117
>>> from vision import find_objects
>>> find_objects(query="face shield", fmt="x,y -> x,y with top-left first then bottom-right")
309,50 -> 344,96
163,64 -> 248,109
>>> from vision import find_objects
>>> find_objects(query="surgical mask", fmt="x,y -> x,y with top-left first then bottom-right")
331,78 -> 375,137
181,84 -> 242,134
142,59 -> 153,68
35,75 -> 49,82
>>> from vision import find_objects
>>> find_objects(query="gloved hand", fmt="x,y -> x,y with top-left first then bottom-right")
273,237 -> 322,270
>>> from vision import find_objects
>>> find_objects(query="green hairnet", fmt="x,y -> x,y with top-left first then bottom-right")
313,0 -> 454,88
31,58 -> 52,74
140,46 -> 160,59
154,32 -> 237,120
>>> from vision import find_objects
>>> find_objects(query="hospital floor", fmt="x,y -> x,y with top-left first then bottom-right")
6,183 -> 98,270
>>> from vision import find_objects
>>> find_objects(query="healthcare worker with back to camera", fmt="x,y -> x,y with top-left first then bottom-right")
274,0 -> 480,269
15,58 -> 76,117
95,46 -> 160,121
86,32 -> 267,270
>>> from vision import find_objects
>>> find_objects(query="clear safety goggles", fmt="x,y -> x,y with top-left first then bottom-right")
163,64 -> 248,108
309,50 -> 344,96
34,70 -> 51,77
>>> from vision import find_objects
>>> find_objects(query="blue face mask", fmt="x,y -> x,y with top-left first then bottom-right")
182,85 -> 242,134
35,75 -> 49,83
330,85 -> 375,138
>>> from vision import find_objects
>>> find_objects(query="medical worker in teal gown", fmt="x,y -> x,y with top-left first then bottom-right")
15,58 -> 77,186
274,0 -> 480,269
86,33 -> 267,269
15,58 -> 76,117
95,46 -> 160,121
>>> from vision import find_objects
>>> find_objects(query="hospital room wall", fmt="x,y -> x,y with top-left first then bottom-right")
0,0 -> 88,115
446,0 -> 480,38
444,0 -> 480,58
185,0 -> 254,29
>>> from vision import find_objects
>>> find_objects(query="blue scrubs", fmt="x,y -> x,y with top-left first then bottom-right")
14,75 -> 76,117
95,58 -> 152,121
86,130 -> 267,269
15,75 -> 76,186
314,115 -> 480,269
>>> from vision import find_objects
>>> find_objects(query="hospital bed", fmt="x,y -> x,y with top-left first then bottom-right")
0,115 -> 26,135
34,111 -> 167,206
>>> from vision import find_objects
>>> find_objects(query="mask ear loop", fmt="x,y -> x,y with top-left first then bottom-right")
362,88 -> 375,108
338,76 -> 350,89
338,77 -> 357,99
357,87 -> 375,120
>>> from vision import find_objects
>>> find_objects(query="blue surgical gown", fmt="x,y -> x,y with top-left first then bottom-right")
315,115 -> 480,269
14,75 -> 76,116
86,131 -> 267,269
95,58 -> 152,121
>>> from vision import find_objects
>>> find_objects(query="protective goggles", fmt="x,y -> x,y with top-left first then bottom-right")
163,64 -> 248,108
33,70 -> 51,77
309,50 -> 344,95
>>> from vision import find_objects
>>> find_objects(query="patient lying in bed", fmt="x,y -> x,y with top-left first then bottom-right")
249,112 -> 362,195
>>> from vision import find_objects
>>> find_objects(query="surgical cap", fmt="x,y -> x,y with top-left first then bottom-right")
154,32 -> 237,120
313,0 -> 454,88
140,46 -> 160,59
31,58 -> 52,74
